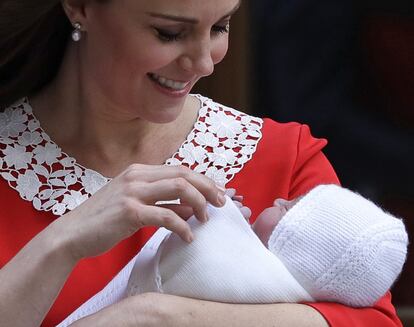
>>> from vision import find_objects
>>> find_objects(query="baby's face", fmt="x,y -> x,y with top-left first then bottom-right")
251,198 -> 300,246
272,198 -> 300,218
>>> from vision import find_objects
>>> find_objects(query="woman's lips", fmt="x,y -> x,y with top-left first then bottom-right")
147,73 -> 193,98
148,73 -> 190,91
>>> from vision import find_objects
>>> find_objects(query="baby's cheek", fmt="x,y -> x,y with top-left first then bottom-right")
259,206 -> 285,225
252,207 -> 283,245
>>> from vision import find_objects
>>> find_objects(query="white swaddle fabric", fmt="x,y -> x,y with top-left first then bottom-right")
57,186 -> 408,326
58,197 -> 312,326
127,196 -> 313,303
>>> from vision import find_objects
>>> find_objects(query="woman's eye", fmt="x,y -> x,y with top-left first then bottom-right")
212,23 -> 230,35
155,28 -> 182,42
154,23 -> 230,43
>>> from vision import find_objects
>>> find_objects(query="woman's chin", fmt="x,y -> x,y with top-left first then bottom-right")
145,105 -> 185,124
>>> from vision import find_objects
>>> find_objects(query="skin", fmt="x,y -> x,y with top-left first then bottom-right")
70,293 -> 328,327
252,198 -> 301,245
31,0 -> 236,176
0,0 -> 328,326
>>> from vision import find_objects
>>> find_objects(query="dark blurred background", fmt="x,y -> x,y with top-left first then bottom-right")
195,0 -> 414,325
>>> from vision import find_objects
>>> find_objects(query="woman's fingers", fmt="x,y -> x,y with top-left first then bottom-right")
226,189 -> 248,221
225,188 -> 236,198
59,164 -> 227,261
136,205 -> 194,243
232,195 -> 243,202
240,206 -> 252,221
232,198 -> 251,221
225,188 -> 244,202
122,164 -> 225,208
135,178 -> 209,223
158,204 -> 194,221
233,200 -> 243,208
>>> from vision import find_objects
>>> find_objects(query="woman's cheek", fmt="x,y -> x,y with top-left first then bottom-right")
212,38 -> 229,65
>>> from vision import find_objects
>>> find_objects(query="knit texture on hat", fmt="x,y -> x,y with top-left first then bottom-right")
127,196 -> 313,303
268,184 -> 408,307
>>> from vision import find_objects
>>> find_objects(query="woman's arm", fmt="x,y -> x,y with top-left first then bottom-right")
0,164 -> 225,327
70,293 -> 329,327
0,221 -> 77,327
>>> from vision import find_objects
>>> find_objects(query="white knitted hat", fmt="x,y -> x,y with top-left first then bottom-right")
268,184 -> 409,307
127,196 -> 313,303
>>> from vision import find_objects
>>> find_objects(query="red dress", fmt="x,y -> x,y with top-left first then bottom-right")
0,97 -> 402,326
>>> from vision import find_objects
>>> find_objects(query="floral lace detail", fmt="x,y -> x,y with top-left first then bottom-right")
0,95 -> 263,216
0,99 -> 109,216
166,96 -> 263,185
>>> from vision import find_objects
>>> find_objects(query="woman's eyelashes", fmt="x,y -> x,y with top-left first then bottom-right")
155,28 -> 184,42
154,23 -> 230,43
212,23 -> 230,35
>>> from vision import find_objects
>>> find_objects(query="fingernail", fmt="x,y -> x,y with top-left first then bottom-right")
217,193 -> 226,206
187,233 -> 194,243
233,195 -> 243,202
225,188 -> 236,197
203,210 -> 209,223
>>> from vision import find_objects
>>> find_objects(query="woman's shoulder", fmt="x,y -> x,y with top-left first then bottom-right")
193,94 -> 264,126
196,94 -> 321,145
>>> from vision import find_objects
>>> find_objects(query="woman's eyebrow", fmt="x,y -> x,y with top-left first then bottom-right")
146,13 -> 198,24
146,0 -> 241,24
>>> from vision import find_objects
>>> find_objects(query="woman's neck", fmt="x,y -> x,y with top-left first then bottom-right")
29,45 -> 199,177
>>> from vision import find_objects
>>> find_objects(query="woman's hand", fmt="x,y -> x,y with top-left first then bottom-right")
1,163 -> 226,327
225,188 -> 252,221
56,164 -> 226,262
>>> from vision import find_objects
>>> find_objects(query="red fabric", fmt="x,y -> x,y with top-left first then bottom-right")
0,180 -> 158,326
307,292 -> 402,327
0,118 -> 401,326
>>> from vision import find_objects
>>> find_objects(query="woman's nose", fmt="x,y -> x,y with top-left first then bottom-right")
179,39 -> 215,77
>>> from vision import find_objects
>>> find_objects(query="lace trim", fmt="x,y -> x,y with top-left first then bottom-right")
0,95 -> 263,216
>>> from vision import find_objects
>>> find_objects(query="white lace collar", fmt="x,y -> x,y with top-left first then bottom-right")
0,95 -> 263,216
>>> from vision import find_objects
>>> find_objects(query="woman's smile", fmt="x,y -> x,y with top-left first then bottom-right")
147,72 -> 193,98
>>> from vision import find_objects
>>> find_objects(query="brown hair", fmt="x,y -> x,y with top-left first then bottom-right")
0,1 -> 72,109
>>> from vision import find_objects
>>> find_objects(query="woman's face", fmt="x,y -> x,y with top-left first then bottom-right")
78,0 -> 240,123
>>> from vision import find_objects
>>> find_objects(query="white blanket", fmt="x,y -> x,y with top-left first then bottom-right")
58,198 -> 312,326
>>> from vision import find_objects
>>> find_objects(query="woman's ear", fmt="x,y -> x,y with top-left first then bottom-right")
61,0 -> 87,26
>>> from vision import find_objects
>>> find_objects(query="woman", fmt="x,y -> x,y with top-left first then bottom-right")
0,0 -> 402,326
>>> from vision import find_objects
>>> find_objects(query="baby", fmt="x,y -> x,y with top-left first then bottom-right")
58,185 -> 408,326
127,184 -> 408,307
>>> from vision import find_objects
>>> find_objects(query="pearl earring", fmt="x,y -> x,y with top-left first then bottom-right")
71,22 -> 82,42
